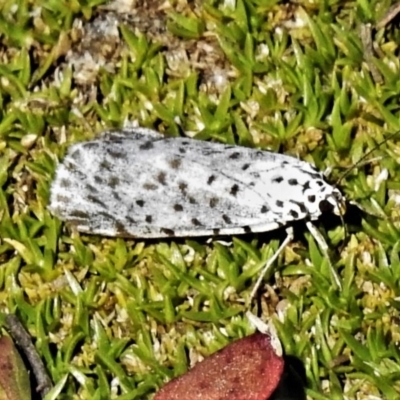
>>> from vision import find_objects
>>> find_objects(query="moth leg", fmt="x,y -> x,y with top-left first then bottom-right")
305,221 -> 342,290
245,311 -> 283,356
248,227 -> 294,306
323,166 -> 332,177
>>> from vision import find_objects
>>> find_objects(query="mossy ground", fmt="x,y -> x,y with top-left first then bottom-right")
1,0 -> 400,399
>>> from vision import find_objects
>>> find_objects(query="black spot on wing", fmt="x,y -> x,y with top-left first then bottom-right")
261,205 -> 269,213
99,160 -> 112,171
207,175 -> 216,185
98,211 -> 115,220
94,176 -> 103,184
213,228 -> 220,235
156,172 -> 167,185
276,200 -> 284,208
108,176 -> 119,188
139,141 -> 154,150
143,183 -> 158,190
59,178 -> 71,188
191,218 -> 202,226
69,149 -> 82,161
229,152 -> 241,159
200,149 -> 223,156
289,210 -> 299,219
115,222 -> 131,237
107,138 -> 123,144
161,228 -> 175,236
136,200 -> 145,207
308,195 -> 316,203
107,149 -> 127,159
86,184 -> 98,193
173,204 -> 183,211
64,161 -> 77,172
87,195 -> 107,209
179,147 -> 186,154
309,172 -> 323,180
169,158 -> 182,169
125,216 -> 136,224
303,181 -> 311,191
145,215 -> 153,223
222,214 -> 232,224
209,197 -> 219,208
290,200 -> 307,214
242,163 -> 250,170
188,196 -> 197,204
243,226 -> 252,233
288,179 -> 298,185
69,210 -> 90,219
112,192 -> 121,201
273,176 -> 284,183
230,184 -> 239,196
178,182 -> 188,195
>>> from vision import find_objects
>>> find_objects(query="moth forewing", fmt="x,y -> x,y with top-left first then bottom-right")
49,127 -> 346,302
49,128 -> 345,237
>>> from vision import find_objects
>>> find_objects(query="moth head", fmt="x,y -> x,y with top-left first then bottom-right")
319,188 -> 346,216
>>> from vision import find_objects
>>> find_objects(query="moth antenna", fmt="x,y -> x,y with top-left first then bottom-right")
338,202 -> 348,253
335,130 -> 400,187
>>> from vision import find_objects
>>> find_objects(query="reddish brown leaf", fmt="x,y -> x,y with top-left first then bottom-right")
155,333 -> 284,400
0,336 -> 31,400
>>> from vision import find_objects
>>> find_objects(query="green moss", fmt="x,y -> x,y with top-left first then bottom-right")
1,0 -> 400,398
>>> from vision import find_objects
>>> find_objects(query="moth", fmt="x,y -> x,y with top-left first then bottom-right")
49,127 -> 346,237
49,127 -> 346,296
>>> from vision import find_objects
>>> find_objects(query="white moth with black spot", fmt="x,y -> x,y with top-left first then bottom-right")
49,127 -> 346,299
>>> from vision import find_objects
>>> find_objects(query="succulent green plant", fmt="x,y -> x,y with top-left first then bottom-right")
1,0 -> 400,398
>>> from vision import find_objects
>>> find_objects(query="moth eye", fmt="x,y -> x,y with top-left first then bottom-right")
319,199 -> 334,213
